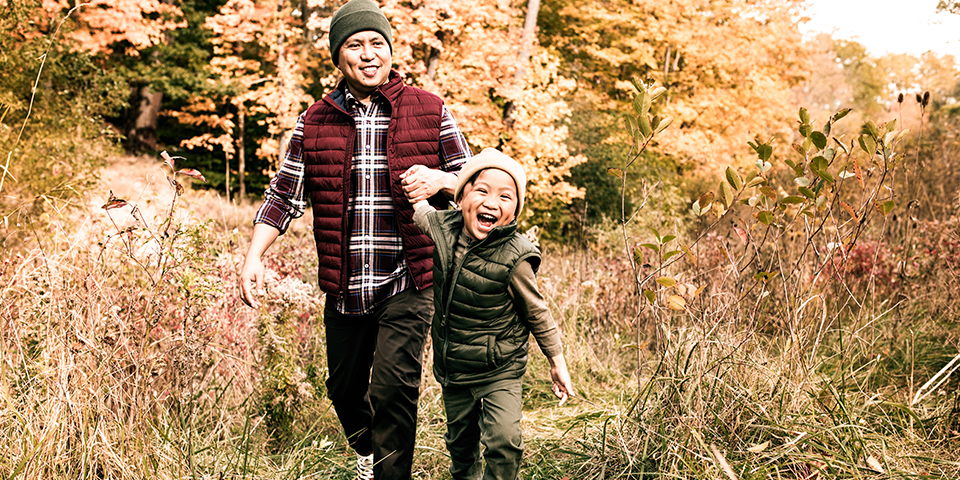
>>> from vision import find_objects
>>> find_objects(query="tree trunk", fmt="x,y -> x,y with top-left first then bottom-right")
129,85 -> 162,152
515,0 -> 540,82
238,109 -> 246,199
503,0 -> 540,128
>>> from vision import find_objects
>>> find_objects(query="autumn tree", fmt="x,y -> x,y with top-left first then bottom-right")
378,0 -> 586,229
170,0 -> 314,201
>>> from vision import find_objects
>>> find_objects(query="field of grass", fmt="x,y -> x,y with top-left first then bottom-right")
3,152 -> 960,480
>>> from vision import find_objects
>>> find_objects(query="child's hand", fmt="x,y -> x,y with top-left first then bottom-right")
548,354 -> 575,406
400,164 -> 458,203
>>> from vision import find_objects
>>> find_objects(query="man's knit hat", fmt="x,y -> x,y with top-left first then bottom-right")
329,0 -> 393,66
455,148 -> 528,217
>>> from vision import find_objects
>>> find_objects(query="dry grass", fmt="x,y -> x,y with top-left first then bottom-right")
3,153 -> 960,479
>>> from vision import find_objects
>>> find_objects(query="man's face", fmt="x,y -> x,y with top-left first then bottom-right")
337,30 -> 391,103
457,168 -> 518,241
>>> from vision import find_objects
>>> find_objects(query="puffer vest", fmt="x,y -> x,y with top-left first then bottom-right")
301,71 -> 449,296
427,209 -> 542,387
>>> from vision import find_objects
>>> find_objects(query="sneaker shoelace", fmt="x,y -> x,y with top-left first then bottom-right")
357,453 -> 374,480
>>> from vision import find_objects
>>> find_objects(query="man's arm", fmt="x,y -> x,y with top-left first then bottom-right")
400,105 -> 471,203
239,113 -> 308,308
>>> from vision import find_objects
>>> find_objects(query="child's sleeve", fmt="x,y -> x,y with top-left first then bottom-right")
509,260 -> 563,358
412,200 -> 437,241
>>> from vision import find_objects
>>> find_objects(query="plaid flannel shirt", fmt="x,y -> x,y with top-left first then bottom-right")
254,89 -> 471,314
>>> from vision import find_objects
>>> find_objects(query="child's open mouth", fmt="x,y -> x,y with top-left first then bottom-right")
477,213 -> 497,229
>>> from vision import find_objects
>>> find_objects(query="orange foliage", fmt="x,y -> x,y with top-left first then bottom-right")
45,0 -> 185,55
549,0 -> 813,173
383,0 -> 586,210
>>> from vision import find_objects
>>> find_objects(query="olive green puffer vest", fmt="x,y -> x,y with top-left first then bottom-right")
426,209 -> 541,387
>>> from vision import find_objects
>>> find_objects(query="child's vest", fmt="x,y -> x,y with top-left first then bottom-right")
428,209 -> 541,387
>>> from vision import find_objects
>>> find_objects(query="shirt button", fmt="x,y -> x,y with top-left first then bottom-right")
364,264 -> 370,269
365,144 -> 371,150
365,174 -> 371,179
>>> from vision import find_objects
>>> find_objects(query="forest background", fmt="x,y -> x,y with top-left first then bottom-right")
3,0 -> 960,478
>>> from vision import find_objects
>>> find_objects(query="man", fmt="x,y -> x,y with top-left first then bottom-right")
238,0 -> 472,478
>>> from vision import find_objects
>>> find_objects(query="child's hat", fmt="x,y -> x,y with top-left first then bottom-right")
455,148 -> 527,217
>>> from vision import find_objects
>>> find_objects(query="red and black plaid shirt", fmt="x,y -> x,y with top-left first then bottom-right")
255,89 -> 471,314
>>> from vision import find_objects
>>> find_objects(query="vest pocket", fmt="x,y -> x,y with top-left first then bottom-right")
486,335 -> 497,368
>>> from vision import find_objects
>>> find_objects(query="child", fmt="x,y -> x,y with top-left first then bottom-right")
402,148 -> 574,480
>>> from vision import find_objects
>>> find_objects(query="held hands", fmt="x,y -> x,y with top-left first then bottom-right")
548,354 -> 575,406
400,164 -> 457,203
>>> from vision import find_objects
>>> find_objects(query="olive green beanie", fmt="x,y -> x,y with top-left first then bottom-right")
329,0 -> 393,66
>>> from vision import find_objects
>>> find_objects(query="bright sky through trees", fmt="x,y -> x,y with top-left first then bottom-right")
801,0 -> 960,57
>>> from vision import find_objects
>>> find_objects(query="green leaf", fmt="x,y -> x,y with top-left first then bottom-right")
799,107 -> 810,124
823,120 -> 832,137
858,134 -> 877,155
640,243 -> 660,253
691,200 -> 702,216
753,271 -> 772,282
832,108 -> 851,122
781,195 -> 805,204
823,147 -> 836,161
884,119 -> 898,133
810,156 -> 827,173
799,186 -> 816,199
662,235 -> 676,244
638,115 -> 652,138
881,200 -> 895,215
863,120 -> 880,138
663,250 -> 681,262
817,170 -> 834,183
654,116 -> 673,134
720,181 -> 734,208
650,86 -> 667,100
794,177 -> 811,187
607,168 -> 624,178
759,186 -> 776,199
758,144 -> 772,162
745,176 -> 765,188
756,210 -> 774,225
633,90 -> 651,117
810,131 -> 827,150
725,166 -> 743,190
643,289 -> 656,303
799,124 -> 812,137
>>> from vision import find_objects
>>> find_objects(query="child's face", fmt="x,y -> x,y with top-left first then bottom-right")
457,168 -> 518,240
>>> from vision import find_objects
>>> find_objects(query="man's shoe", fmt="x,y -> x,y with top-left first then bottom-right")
357,453 -> 374,480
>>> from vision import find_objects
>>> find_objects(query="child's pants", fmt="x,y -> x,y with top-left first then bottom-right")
442,377 -> 524,480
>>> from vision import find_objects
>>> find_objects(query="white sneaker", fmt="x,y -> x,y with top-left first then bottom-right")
357,453 -> 374,480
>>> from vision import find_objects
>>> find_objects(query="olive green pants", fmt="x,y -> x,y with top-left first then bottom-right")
442,377 -> 524,480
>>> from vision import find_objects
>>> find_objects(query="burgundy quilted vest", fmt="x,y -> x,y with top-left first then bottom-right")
301,71 -> 447,296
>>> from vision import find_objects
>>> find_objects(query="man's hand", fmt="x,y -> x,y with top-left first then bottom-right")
548,354 -> 575,406
238,223 -> 281,308
400,164 -> 458,203
239,255 -> 265,308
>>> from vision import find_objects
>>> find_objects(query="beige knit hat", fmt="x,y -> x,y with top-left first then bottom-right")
455,148 -> 527,217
